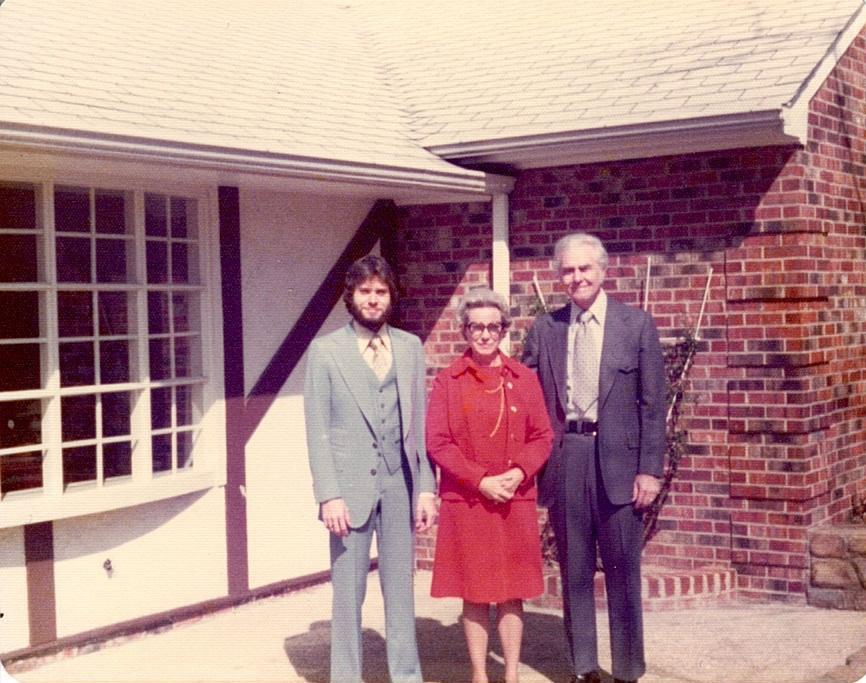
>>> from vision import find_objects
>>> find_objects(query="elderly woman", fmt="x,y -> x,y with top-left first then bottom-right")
427,287 -> 553,683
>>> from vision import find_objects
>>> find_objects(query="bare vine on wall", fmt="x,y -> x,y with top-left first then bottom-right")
642,331 -> 698,545
852,492 -> 866,524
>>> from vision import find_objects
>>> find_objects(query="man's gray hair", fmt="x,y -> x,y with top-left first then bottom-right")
553,232 -> 609,271
456,286 -> 511,329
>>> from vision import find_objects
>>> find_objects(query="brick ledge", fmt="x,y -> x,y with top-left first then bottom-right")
531,565 -> 738,611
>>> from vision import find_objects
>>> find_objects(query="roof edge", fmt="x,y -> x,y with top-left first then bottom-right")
428,111 -> 801,170
0,123 -> 488,194
781,2 -> 866,140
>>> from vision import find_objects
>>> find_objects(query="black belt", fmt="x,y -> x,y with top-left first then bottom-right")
565,420 -> 598,435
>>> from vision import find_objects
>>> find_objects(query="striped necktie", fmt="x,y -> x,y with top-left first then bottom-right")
368,335 -> 389,381
571,309 -> 599,417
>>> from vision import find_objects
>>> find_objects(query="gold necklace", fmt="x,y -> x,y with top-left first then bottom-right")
483,375 -> 505,437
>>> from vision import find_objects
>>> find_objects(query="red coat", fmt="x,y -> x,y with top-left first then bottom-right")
426,350 -> 554,502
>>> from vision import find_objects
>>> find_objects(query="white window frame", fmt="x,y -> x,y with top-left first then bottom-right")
0,171 -> 226,528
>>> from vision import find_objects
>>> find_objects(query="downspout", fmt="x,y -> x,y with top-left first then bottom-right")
486,173 -> 517,354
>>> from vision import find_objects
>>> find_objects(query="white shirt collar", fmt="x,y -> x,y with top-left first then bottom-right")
569,289 -> 607,327
353,321 -> 391,352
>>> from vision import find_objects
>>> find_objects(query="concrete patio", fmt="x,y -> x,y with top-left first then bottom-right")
5,570 -> 866,683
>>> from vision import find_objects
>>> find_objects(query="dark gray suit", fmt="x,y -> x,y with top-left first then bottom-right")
523,295 -> 666,681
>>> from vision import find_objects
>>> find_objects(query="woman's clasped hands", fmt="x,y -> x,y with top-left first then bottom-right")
478,467 -> 525,503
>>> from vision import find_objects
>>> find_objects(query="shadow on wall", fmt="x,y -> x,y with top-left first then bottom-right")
395,145 -> 798,353
395,202 -> 494,349
49,489 -> 211,562
283,612 -> 574,683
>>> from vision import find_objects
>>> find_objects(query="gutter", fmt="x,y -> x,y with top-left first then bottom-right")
428,110 -> 802,170
483,172 -> 516,353
0,123 -> 489,195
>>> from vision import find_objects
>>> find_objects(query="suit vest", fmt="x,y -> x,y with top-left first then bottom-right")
364,360 -> 405,474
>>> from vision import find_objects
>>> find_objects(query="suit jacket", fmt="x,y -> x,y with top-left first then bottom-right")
304,322 -> 436,527
426,350 -> 553,503
522,296 -> 666,506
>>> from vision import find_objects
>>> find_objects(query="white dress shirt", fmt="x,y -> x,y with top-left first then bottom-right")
354,322 -> 392,377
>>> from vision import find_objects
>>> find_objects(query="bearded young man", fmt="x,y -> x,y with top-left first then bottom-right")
303,254 -> 437,683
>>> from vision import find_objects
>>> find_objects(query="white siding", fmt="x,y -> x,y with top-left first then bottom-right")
52,489 -> 227,636
240,190 -> 374,588
0,526 -> 29,652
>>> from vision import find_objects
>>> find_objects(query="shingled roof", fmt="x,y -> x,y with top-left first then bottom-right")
350,0 -> 865,145
1,0 -> 864,181
0,0 -> 485,192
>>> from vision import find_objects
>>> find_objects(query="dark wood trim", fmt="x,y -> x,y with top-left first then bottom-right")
3,569 -> 333,672
24,522 -> 56,646
377,200 -> 399,270
218,185 -> 249,596
216,195 -> 396,594
242,199 -> 396,440
377,200 -> 402,326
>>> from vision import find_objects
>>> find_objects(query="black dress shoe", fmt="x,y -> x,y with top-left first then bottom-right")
614,679 -> 637,683
569,673 -> 601,683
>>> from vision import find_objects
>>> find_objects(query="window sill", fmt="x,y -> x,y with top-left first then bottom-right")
0,470 -> 220,528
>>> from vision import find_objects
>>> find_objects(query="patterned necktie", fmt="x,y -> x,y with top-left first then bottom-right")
571,309 -> 599,417
369,336 -> 389,381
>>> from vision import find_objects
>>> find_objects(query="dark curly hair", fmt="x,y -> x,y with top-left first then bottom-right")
343,254 -> 398,310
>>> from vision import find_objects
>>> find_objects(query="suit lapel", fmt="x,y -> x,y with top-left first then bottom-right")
599,298 -> 625,410
549,305 -> 570,413
332,323 -> 377,429
391,330 -> 413,440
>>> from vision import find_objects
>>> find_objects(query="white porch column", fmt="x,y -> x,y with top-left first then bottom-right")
486,173 -> 516,354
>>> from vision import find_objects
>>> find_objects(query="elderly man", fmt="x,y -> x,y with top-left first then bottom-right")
523,233 -> 666,683
304,254 -> 437,683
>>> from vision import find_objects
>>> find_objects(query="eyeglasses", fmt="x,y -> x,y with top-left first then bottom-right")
465,322 -> 505,338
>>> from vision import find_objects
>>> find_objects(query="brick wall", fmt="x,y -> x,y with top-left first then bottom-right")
399,31 -> 866,600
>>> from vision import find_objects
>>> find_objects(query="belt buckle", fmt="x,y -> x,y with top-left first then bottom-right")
568,420 -> 597,435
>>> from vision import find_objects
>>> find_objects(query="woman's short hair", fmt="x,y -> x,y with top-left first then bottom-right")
553,232 -> 609,271
456,286 -> 511,329
343,255 -> 398,308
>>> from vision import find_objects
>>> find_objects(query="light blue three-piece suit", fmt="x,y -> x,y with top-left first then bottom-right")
304,322 -> 435,683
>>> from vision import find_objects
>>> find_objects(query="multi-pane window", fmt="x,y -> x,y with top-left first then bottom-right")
144,192 -> 202,474
0,182 -> 206,500
0,183 -> 45,494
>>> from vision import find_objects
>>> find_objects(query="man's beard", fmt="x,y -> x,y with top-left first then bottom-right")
349,299 -> 393,331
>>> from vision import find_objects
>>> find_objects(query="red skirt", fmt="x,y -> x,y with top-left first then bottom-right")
431,498 -> 544,603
